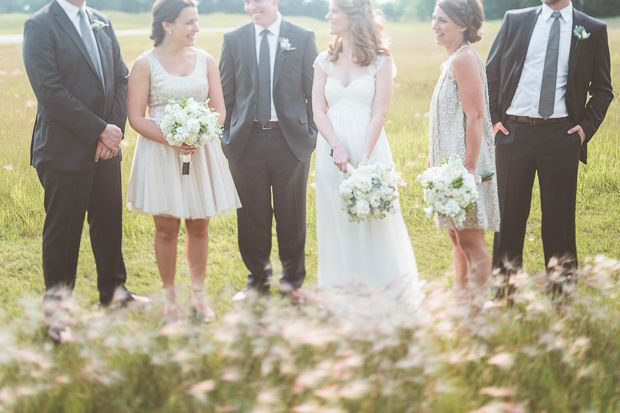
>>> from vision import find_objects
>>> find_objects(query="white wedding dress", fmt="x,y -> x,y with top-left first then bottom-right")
127,49 -> 241,219
313,51 -> 422,306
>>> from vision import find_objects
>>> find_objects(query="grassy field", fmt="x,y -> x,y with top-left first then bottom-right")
0,12 -> 619,412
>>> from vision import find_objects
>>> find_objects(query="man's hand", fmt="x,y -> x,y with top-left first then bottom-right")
100,124 -> 123,150
568,125 -> 586,145
493,122 -> 509,137
95,141 -> 114,162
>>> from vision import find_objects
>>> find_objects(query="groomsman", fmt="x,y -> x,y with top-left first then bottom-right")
219,0 -> 317,297
23,0 -> 145,340
487,0 -> 613,272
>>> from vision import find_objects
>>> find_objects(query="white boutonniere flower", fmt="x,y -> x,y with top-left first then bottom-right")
278,37 -> 296,52
91,20 -> 109,31
573,25 -> 590,42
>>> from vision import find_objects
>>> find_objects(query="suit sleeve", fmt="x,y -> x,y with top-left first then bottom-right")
22,18 -> 107,144
302,31 -> 318,133
219,34 -> 236,130
486,13 -> 510,125
107,21 -> 129,134
580,25 -> 614,142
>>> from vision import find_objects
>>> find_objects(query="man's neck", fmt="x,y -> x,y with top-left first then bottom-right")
257,14 -> 278,29
546,0 -> 571,11
64,0 -> 85,8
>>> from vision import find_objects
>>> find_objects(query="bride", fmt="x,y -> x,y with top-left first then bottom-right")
312,0 -> 421,304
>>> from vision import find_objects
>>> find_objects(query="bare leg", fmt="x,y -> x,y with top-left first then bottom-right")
454,229 -> 491,308
154,215 -> 181,321
185,218 -> 215,322
448,229 -> 469,288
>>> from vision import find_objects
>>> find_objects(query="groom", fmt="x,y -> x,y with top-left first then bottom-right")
219,0 -> 317,297
23,0 -> 143,331
487,0 -> 613,273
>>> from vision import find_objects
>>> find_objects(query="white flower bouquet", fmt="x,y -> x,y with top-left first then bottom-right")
338,163 -> 402,222
417,156 -> 493,228
159,98 -> 222,175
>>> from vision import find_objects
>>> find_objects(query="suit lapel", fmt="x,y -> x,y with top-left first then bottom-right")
51,1 -> 99,81
273,21 -> 290,89
567,9 -> 585,87
246,24 -> 258,88
87,8 -> 111,91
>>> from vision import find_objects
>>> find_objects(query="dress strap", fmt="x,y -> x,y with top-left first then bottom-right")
313,51 -> 333,76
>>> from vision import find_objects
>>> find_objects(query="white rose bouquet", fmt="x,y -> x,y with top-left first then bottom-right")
159,98 -> 222,175
338,163 -> 402,222
417,156 -> 493,228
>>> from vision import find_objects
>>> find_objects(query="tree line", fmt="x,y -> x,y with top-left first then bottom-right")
2,0 -> 619,20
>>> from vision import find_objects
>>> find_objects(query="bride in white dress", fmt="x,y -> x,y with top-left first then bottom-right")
126,0 -> 240,322
312,0 -> 421,305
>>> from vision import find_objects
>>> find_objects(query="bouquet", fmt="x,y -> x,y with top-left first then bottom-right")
417,156 -> 493,228
159,98 -> 222,175
338,162 -> 402,222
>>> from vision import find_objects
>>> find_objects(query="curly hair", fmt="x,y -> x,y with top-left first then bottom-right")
328,0 -> 390,66
437,0 -> 485,43
151,0 -> 197,47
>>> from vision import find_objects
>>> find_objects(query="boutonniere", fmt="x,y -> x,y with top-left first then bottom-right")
91,20 -> 109,31
278,37 -> 296,52
573,25 -> 590,42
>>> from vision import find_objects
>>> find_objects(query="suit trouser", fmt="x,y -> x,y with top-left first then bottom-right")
36,159 -> 127,304
493,118 -> 581,272
228,127 -> 310,291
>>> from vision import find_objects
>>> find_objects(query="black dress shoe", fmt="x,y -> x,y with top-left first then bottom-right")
48,325 -> 72,344
102,288 -> 150,308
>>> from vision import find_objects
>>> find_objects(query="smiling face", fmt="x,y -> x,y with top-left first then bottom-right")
244,0 -> 279,28
431,5 -> 465,48
326,1 -> 350,37
162,6 -> 200,46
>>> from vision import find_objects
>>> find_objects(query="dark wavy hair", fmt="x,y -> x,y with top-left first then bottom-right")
437,0 -> 485,43
151,0 -> 197,47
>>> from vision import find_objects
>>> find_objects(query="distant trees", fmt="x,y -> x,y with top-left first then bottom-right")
382,0 -> 620,21
1,0 -> 328,18
2,0 -> 618,19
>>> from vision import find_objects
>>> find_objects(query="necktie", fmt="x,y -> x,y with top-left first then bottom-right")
257,29 -> 272,126
538,11 -> 562,119
78,9 -> 105,91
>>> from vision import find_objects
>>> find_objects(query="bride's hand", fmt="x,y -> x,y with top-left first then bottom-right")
170,143 -> 195,156
331,145 -> 349,172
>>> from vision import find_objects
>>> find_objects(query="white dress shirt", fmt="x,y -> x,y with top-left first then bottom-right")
507,3 -> 573,119
254,13 -> 282,122
56,0 -> 104,68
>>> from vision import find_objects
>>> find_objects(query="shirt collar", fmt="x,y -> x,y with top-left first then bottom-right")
254,13 -> 282,39
541,2 -> 573,23
56,0 -> 87,19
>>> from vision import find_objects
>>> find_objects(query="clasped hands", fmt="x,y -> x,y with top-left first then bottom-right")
95,124 -> 123,162
331,144 -> 369,173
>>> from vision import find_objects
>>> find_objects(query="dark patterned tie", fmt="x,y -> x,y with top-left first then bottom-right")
538,11 -> 562,119
78,9 -> 105,91
257,29 -> 271,127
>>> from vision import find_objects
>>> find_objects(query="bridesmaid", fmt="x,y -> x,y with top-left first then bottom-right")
126,0 -> 241,322
429,0 -> 500,305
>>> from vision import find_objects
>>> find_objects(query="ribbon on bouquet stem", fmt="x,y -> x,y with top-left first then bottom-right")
180,154 -> 191,175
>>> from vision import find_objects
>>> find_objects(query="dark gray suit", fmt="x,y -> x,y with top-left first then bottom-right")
23,1 -> 129,304
219,20 -> 317,291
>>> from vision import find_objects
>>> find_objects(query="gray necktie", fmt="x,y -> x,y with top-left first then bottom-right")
257,29 -> 271,126
538,11 -> 562,119
78,9 -> 105,91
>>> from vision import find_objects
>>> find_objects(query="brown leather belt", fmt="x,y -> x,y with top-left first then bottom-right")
506,115 -> 569,126
253,121 -> 279,130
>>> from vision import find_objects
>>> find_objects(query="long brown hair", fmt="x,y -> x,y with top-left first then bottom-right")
328,0 -> 390,66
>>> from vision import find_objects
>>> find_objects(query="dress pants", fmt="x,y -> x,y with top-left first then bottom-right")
493,118 -> 581,272
228,127 -> 310,291
36,159 -> 127,304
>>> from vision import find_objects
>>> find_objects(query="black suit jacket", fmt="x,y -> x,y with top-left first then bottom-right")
486,6 -> 613,164
219,20 -> 318,163
23,1 -> 129,171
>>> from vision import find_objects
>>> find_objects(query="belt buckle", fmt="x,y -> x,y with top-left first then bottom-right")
528,117 -> 538,126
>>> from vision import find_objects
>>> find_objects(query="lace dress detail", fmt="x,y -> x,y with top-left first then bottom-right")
428,45 -> 500,231
312,51 -> 422,306
126,49 -> 241,219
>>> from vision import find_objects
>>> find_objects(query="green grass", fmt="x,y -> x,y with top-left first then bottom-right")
0,14 -> 619,412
